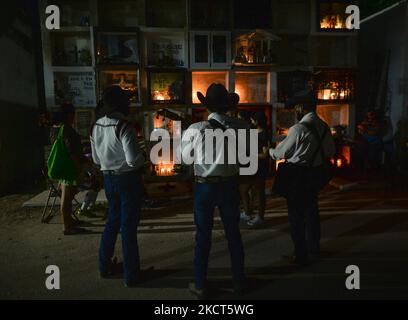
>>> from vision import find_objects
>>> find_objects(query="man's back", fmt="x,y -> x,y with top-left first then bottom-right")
91,114 -> 144,173
180,112 -> 253,178
271,112 -> 335,167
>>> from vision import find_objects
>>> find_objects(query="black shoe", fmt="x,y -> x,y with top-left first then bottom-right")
123,266 -> 155,286
72,219 -> 84,227
100,257 -> 121,279
189,282 -> 208,300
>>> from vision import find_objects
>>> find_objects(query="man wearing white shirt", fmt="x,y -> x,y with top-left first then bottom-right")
181,84 -> 247,299
91,86 -> 145,287
270,89 -> 335,264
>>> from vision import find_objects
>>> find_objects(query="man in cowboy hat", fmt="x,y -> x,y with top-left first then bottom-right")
181,83 -> 247,299
269,89 -> 335,265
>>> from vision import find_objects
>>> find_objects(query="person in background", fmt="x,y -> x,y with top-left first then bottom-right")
49,102 -> 87,235
181,83 -> 247,299
246,111 -> 270,227
377,109 -> 395,175
269,89 -> 335,265
357,109 -> 386,174
238,110 -> 252,126
77,145 -> 102,217
91,86 -> 145,287
238,110 -> 256,223
226,93 -> 240,118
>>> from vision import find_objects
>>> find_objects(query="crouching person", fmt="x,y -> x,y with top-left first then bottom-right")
91,86 -> 145,287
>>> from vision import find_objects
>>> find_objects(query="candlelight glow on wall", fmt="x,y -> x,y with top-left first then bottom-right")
155,162 -> 175,176
317,82 -> 352,101
149,71 -> 185,104
192,71 -> 228,104
235,72 -> 268,104
315,69 -> 354,102
319,2 -> 350,31
320,15 -> 346,29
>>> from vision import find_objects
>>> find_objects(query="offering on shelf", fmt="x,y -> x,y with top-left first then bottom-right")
98,70 -> 139,104
148,70 -> 185,104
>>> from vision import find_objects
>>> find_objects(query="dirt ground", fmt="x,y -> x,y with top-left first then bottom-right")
1,184 -> 408,300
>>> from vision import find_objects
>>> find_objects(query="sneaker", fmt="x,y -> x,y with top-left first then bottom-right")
240,212 -> 252,222
189,282 -> 208,300
247,215 -> 265,227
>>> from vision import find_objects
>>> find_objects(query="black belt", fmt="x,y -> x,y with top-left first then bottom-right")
195,176 -> 238,184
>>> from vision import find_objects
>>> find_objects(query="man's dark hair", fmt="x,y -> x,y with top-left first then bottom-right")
286,89 -> 317,113
102,86 -> 130,116
302,102 -> 317,113
53,102 -> 75,124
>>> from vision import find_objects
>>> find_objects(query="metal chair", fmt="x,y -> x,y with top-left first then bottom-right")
41,169 -> 80,223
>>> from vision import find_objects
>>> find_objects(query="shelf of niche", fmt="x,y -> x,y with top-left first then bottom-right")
51,66 -> 95,72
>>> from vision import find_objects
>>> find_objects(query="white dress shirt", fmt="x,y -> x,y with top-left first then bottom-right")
270,112 -> 335,167
180,112 -> 249,177
91,113 -> 145,173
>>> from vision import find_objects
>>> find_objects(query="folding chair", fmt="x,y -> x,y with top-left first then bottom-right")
41,169 -> 81,223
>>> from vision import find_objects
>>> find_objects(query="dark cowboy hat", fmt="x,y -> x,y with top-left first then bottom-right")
285,88 -> 317,109
197,83 -> 237,112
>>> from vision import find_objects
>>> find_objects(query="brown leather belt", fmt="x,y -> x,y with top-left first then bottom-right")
194,176 -> 238,184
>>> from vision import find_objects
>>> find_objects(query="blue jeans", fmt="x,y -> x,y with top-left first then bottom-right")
194,180 -> 245,289
99,171 -> 143,283
286,191 -> 320,259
